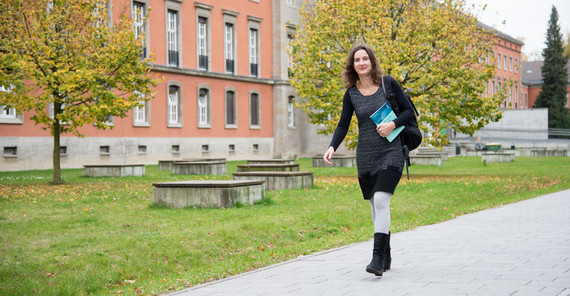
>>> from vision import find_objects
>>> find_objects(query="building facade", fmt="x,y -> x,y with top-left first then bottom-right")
479,23 -> 526,109
0,0 -> 345,171
522,60 -> 570,109
0,1 -> 536,171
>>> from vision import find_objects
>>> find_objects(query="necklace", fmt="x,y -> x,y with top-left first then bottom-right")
357,84 -> 379,96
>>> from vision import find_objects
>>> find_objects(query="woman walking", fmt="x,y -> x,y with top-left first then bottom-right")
323,44 -> 414,276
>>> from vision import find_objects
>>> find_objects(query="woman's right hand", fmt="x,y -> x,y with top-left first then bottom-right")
323,146 -> 335,165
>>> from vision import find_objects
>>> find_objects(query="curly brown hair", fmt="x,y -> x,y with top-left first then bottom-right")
341,44 -> 383,89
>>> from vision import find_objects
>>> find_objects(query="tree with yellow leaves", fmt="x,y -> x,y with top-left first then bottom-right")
0,0 -> 161,184
289,0 -> 508,149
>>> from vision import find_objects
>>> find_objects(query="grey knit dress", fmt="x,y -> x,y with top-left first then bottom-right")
329,85 -> 405,199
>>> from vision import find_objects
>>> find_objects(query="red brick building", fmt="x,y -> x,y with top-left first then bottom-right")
522,60 -> 570,109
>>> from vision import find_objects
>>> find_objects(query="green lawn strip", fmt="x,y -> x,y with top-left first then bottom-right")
0,157 -> 568,295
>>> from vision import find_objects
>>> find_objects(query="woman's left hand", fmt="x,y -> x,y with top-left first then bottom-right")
377,121 -> 396,138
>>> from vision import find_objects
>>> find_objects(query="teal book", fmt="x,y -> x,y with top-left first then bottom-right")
369,103 -> 404,142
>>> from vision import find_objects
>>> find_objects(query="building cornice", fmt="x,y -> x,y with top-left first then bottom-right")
152,64 -> 276,85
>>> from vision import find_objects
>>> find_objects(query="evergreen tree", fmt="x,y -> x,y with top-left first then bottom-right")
534,6 -> 569,128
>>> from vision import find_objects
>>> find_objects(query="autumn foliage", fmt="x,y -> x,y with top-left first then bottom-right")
289,0 -> 508,149
0,0 -> 161,184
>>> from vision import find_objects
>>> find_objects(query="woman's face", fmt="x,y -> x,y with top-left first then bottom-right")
353,49 -> 372,77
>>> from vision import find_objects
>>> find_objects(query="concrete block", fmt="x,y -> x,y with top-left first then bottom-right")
237,163 -> 299,172
172,161 -> 227,175
312,155 -> 356,167
232,171 -> 313,191
152,180 -> 265,208
482,152 -> 515,163
83,164 -> 145,177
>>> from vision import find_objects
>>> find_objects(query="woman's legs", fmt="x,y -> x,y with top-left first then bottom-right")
366,191 -> 392,276
369,191 -> 391,234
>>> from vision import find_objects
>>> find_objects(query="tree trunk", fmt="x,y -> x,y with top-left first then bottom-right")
52,105 -> 62,185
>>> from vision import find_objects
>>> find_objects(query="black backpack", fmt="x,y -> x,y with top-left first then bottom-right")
381,75 -> 422,178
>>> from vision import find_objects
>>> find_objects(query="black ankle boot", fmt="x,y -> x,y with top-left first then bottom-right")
365,232 -> 389,276
384,232 -> 391,271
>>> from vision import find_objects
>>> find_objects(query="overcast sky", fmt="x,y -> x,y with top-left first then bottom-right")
464,0 -> 570,60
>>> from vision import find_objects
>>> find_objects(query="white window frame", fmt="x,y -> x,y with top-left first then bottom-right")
0,85 -> 22,124
249,28 -> 258,77
248,16 -> 262,77
197,86 -> 211,128
198,17 -> 208,70
222,10 -> 238,74
133,91 -> 150,127
167,84 -> 182,127
287,96 -> 295,128
497,53 -> 501,69
503,54 -> 507,70
225,23 -> 235,73
196,3 -> 212,71
167,9 -> 179,66
132,1 -> 147,58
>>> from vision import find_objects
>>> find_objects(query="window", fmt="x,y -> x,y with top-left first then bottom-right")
167,10 -> 179,66
0,106 -> 16,119
249,28 -> 258,77
172,145 -> 180,153
133,91 -> 150,126
197,17 -> 209,70
287,34 -> 294,78
288,96 -> 295,127
250,92 -> 260,128
0,85 -> 22,124
497,53 -> 501,69
228,144 -> 235,152
60,146 -> 67,156
225,23 -> 235,73
287,0 -> 294,6
515,84 -> 518,109
93,0 -> 112,28
4,146 -> 17,158
138,145 -> 147,154
515,58 -> 518,73
492,80 -> 495,95
132,1 -> 147,58
198,88 -> 210,127
509,56 -> 512,72
100,146 -> 110,155
167,85 -> 181,126
201,144 -> 209,152
225,90 -> 237,127
503,54 -> 507,70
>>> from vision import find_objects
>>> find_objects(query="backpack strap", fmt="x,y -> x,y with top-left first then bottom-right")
382,75 -> 401,115
382,75 -> 411,180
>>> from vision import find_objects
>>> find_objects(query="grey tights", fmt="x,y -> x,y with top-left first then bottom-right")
369,191 -> 392,234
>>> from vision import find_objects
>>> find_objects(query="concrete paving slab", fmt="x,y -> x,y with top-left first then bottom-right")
168,189 -> 570,296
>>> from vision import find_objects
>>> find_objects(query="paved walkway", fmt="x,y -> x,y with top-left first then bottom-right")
170,189 -> 570,296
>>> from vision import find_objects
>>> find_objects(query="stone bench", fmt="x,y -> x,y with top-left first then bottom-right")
529,149 -> 567,157
414,151 -> 448,161
237,163 -> 299,172
410,155 -> 442,166
232,171 -> 313,191
482,152 -> 515,163
83,164 -> 145,177
159,158 -> 226,171
172,161 -> 227,175
312,155 -> 356,167
246,159 -> 296,165
152,180 -> 265,208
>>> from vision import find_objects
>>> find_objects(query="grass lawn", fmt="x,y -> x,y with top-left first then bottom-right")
0,156 -> 569,295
